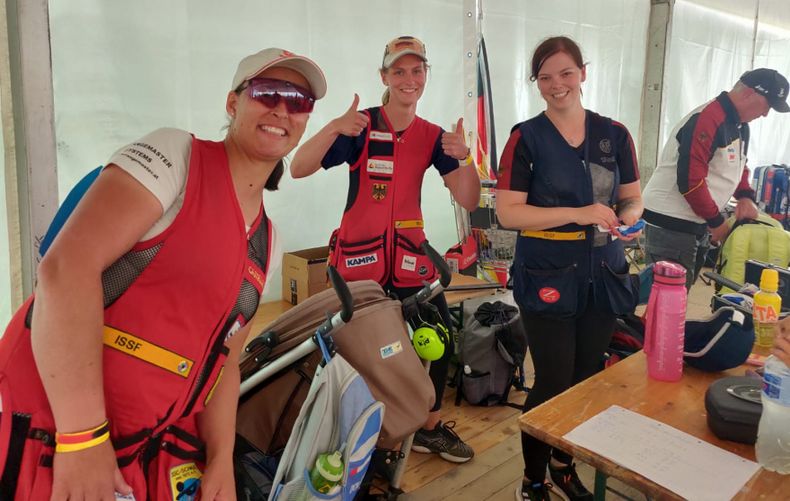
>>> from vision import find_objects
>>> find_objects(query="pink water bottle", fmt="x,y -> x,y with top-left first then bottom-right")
644,261 -> 687,381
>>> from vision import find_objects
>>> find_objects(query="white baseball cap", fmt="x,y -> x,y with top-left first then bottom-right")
231,48 -> 327,99
381,36 -> 427,69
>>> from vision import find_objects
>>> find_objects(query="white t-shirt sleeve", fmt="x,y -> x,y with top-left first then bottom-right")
107,127 -> 192,213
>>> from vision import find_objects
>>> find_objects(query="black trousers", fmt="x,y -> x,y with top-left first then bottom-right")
519,302 -> 616,481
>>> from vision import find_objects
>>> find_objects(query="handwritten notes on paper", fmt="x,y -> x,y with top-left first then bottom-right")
564,405 -> 760,500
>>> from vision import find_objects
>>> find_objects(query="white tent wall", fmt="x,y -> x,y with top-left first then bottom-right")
751,0 -> 790,169
483,0 -> 650,157
2,0 -> 790,328
47,0 -> 650,306
662,0 -> 790,168
0,95 -> 8,325
48,0 -> 466,303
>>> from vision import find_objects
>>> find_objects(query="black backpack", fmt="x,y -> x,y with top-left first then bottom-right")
455,299 -> 528,407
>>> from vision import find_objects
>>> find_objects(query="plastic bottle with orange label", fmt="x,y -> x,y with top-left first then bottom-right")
753,268 -> 782,348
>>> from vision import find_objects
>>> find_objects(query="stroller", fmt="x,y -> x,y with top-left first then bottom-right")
235,266 -> 383,500
235,243 -> 452,500
374,243 -> 454,500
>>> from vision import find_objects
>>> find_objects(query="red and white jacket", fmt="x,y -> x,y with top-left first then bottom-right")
643,92 -> 756,230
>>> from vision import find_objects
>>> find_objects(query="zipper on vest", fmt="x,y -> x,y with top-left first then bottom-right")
179,231 -> 255,419
181,334 -> 230,418
387,131 -> 399,283
339,234 -> 385,248
343,241 -> 386,256
582,158 -> 596,288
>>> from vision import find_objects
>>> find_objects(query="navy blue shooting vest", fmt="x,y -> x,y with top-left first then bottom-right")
511,111 -> 637,318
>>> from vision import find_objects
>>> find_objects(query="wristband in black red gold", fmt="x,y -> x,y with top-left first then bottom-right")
55,419 -> 110,453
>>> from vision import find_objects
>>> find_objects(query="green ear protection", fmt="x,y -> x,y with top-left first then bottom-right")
412,321 -> 449,361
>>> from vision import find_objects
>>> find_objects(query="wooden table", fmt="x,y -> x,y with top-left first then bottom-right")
443,273 -> 499,305
518,351 -> 789,500
245,273 -> 499,347
245,299 -> 293,347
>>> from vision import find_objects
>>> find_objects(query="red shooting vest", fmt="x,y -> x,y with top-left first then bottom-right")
0,138 -> 272,500
329,107 -> 441,288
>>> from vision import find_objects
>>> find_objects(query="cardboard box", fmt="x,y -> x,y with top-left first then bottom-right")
282,246 -> 330,305
445,236 -> 478,277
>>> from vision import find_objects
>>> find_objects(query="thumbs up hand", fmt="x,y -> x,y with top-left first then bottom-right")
332,94 -> 370,137
441,117 -> 470,161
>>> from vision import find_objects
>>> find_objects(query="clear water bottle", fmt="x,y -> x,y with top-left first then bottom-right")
755,354 -> 790,474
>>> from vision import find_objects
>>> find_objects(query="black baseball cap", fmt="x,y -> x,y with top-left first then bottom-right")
739,68 -> 789,113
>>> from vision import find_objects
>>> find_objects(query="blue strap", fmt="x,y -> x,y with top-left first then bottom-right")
39,166 -> 103,256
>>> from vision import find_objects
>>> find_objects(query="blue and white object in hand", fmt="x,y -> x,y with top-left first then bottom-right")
597,218 -> 645,236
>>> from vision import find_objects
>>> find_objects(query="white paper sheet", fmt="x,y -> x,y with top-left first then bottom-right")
564,405 -> 760,501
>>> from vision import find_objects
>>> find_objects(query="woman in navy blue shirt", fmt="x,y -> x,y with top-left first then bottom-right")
497,36 -> 643,501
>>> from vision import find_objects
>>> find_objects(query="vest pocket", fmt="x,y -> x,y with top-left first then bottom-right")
146,421 -> 206,500
599,261 -> 639,315
517,263 -> 579,317
329,232 -> 387,284
276,467 -> 342,501
392,231 -> 436,287
0,413 -> 56,500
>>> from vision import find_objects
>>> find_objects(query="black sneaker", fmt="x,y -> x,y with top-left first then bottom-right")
411,420 -> 474,463
515,480 -> 552,501
548,462 -> 593,501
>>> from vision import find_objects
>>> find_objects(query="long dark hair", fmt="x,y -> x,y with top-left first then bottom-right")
530,36 -> 584,82
265,160 -> 284,191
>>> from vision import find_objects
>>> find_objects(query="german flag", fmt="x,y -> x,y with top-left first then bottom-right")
476,37 -> 497,181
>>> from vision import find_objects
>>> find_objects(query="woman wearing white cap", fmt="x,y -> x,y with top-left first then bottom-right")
291,36 -> 480,468
0,48 -> 325,500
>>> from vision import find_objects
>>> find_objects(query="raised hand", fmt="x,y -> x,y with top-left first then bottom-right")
332,94 -> 369,137
441,117 -> 470,161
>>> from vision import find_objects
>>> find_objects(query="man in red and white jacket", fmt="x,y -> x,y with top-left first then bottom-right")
642,68 -> 789,288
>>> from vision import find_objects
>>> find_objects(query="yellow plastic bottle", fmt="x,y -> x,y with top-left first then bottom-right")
753,269 -> 782,348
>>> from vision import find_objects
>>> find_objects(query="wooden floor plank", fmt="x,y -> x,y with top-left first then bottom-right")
393,278 -> 715,499
403,429 -> 522,500
401,406 -> 525,492
467,454 -> 523,501
400,386 -> 527,473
